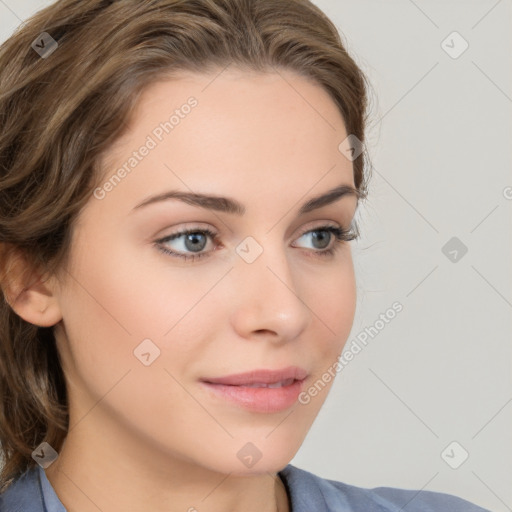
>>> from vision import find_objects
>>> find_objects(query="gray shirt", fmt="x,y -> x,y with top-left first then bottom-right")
0,463 -> 491,511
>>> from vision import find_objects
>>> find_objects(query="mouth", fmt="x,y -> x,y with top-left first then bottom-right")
234,378 -> 296,388
200,366 -> 308,413
200,366 -> 308,386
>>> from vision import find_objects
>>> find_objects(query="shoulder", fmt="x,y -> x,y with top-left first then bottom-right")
278,464 -> 492,512
0,466 -> 44,512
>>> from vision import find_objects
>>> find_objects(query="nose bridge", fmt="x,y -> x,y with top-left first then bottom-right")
229,234 -> 311,339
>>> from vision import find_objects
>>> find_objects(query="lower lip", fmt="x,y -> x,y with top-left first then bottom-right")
200,379 -> 305,413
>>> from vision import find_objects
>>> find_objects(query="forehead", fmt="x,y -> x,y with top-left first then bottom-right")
105,66 -> 349,163
92,67 -> 355,218
131,66 -> 344,124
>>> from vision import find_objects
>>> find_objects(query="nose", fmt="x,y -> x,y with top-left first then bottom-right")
228,238 -> 312,343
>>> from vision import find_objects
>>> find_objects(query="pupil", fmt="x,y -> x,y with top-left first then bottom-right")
312,231 -> 330,249
185,233 -> 206,252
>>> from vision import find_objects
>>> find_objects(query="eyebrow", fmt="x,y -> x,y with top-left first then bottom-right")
131,183 -> 360,216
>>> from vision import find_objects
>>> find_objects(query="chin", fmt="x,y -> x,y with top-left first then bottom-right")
172,435 -> 299,478
218,438 -> 302,477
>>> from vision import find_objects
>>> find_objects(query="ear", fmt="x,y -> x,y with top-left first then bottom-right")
2,249 -> 63,327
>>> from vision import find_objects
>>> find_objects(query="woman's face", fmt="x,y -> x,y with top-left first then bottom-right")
51,67 -> 359,476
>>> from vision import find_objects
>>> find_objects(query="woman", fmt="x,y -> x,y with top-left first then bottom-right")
0,0 -> 492,510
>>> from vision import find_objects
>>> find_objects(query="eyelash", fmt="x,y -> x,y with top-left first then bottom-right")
155,225 -> 358,263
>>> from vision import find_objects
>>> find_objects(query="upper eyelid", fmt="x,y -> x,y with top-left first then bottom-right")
297,221 -> 343,234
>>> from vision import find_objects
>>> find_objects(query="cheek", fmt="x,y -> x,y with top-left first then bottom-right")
63,233 -> 208,338
290,256 -> 356,418
55,243 -> 211,441
56,237 -> 219,390
304,252 -> 356,355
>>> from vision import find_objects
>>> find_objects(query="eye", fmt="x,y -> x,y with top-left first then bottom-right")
155,228 -> 219,262
292,225 -> 357,256
154,224 -> 358,262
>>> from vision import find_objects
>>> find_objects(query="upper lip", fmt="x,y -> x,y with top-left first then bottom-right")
201,366 -> 308,386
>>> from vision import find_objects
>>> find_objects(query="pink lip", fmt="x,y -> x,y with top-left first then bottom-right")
200,366 -> 308,386
200,366 -> 308,413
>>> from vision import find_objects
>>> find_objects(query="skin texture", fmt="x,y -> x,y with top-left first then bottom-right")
12,67 -> 359,512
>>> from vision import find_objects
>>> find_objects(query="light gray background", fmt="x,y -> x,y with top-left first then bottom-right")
1,1 -> 510,511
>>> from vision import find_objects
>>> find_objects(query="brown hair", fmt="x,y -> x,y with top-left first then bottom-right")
0,0 -> 372,490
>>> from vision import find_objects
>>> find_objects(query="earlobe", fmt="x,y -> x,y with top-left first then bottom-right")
1,250 -> 63,328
